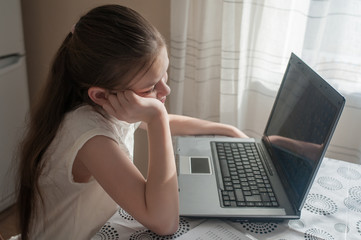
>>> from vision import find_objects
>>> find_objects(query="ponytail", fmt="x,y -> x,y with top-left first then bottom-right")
17,32 -> 82,240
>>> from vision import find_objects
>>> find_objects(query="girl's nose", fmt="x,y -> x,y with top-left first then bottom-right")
157,73 -> 171,97
157,81 -> 171,98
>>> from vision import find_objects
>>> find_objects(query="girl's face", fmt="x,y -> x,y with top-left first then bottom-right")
129,46 -> 170,104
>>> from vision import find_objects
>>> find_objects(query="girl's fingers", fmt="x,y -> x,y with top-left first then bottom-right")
116,91 -> 130,107
108,93 -> 122,109
122,90 -> 138,104
105,91 -> 135,121
102,101 -> 116,116
102,93 -> 125,119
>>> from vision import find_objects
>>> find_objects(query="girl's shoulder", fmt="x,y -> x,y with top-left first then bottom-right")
57,105 -> 116,141
65,104 -> 114,128
67,104 -> 107,122
54,104 -> 140,151
61,104 -> 139,141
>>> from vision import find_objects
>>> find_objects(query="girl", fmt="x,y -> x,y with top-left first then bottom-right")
17,5 -> 247,240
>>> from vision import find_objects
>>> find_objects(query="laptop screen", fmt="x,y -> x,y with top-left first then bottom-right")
263,53 -> 345,209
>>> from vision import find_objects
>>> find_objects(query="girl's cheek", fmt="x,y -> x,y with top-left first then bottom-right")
135,92 -> 156,98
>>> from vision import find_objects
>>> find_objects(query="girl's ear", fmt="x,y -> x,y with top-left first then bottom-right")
88,87 -> 109,106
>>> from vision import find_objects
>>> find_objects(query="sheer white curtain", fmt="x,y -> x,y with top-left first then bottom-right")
169,0 -> 361,164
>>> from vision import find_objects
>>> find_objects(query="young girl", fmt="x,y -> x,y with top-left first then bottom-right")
17,5 -> 247,240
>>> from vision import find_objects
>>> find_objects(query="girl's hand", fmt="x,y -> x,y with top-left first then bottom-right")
102,90 -> 166,124
225,125 -> 249,138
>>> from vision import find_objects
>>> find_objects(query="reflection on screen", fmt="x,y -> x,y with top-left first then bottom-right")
265,61 -> 337,207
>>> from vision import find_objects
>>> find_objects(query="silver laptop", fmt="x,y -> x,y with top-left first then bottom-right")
174,53 -> 345,221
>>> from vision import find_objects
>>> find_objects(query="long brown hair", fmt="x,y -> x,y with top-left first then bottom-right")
17,5 -> 165,239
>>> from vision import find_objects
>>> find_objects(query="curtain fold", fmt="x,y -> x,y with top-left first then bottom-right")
169,0 -> 361,164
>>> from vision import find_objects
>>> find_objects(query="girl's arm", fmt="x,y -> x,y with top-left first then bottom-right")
139,114 -> 248,137
168,114 -> 248,138
76,91 -> 179,235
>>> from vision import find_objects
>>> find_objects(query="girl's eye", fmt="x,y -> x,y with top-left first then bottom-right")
143,86 -> 155,94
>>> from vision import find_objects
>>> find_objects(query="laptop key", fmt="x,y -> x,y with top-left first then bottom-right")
251,190 -> 260,195
224,200 -> 231,206
247,202 -> 255,207
245,195 -> 261,202
229,191 -> 236,201
261,192 -> 270,202
243,191 -> 252,196
234,189 -> 245,202
237,202 -> 246,207
224,181 -> 233,186
220,160 -> 230,177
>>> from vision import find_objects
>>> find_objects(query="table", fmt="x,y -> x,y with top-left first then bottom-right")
92,158 -> 361,240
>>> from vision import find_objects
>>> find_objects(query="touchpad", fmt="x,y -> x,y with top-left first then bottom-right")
178,156 -> 212,175
190,157 -> 211,174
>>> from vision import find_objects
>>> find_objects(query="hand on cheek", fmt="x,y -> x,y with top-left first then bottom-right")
102,90 -> 166,124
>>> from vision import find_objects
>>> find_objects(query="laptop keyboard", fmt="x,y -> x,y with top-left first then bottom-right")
214,142 -> 279,208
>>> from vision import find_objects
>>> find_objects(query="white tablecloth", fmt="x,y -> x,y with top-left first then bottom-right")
92,158 -> 361,240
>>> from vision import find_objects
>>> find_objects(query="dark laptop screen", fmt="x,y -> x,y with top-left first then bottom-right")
264,53 -> 345,209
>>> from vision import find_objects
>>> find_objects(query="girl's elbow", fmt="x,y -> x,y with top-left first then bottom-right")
151,217 -> 179,236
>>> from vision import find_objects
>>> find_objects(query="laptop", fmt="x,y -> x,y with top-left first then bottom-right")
174,53 -> 345,221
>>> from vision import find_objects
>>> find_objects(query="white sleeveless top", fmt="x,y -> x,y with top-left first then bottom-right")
28,105 -> 140,240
